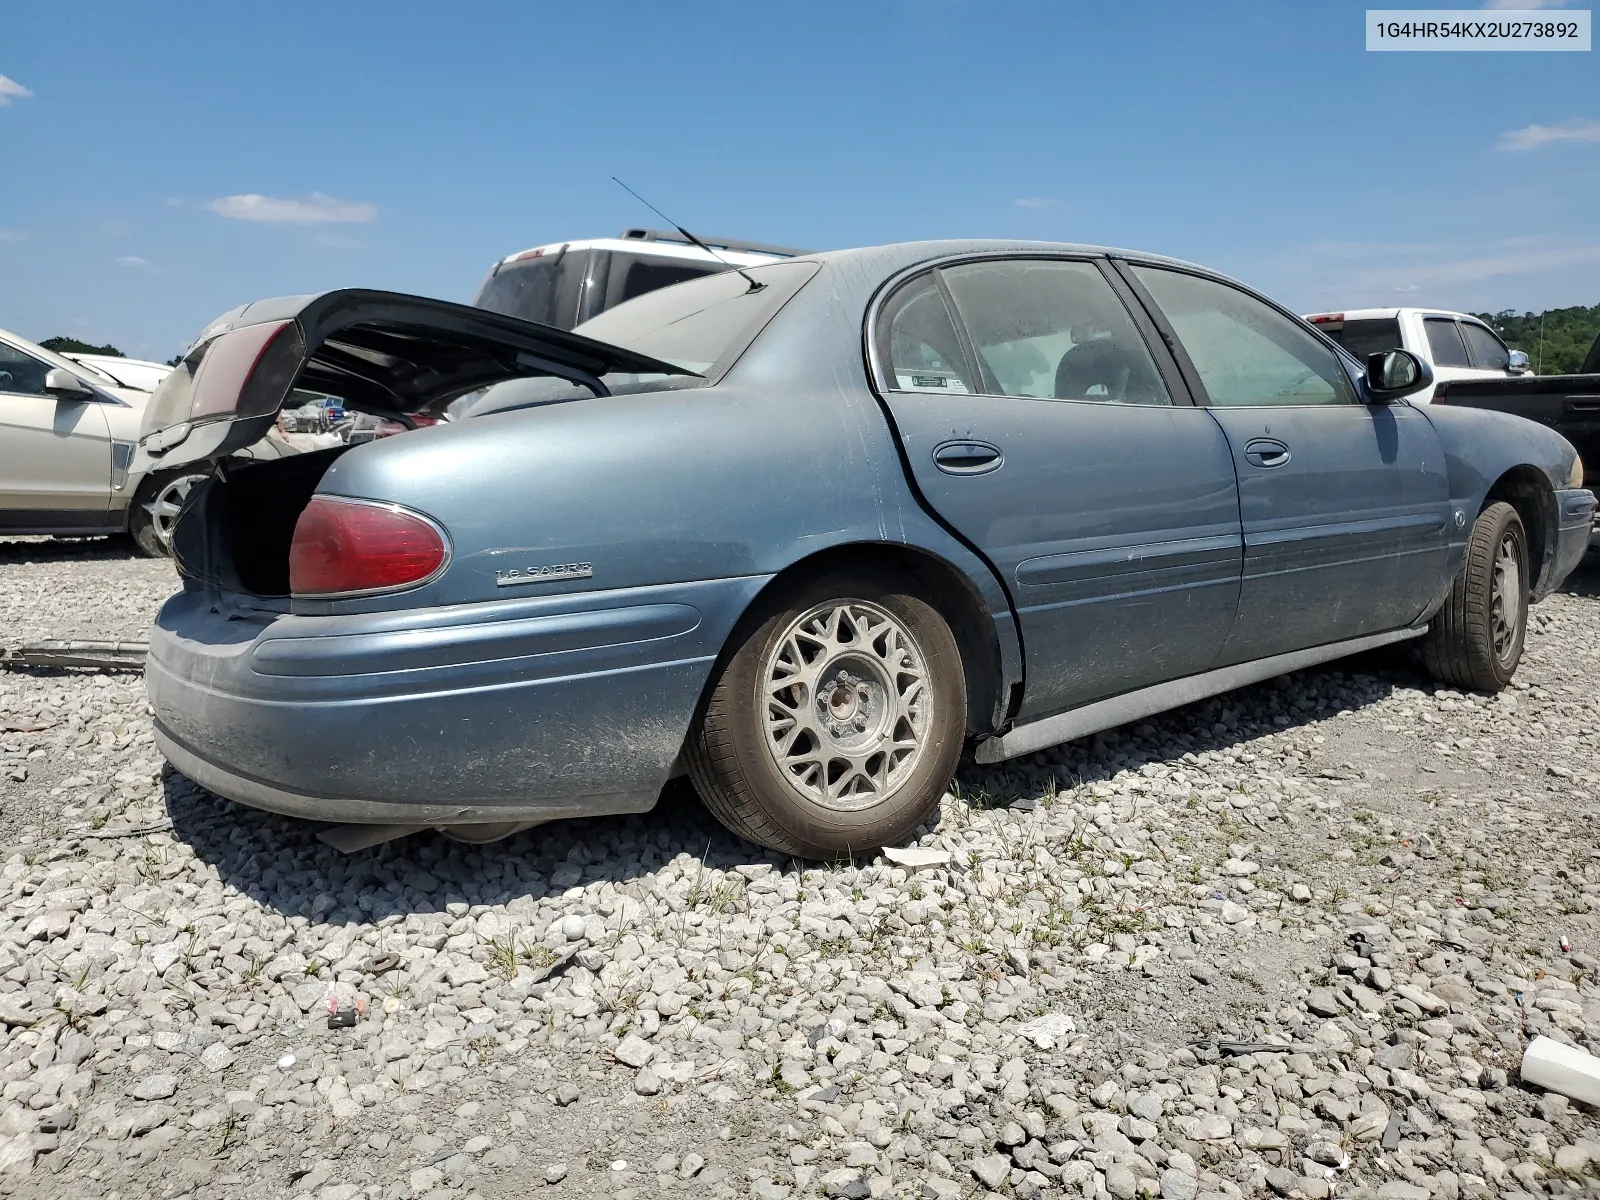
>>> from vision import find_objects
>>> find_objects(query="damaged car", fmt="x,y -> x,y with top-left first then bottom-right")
135,243 -> 1595,857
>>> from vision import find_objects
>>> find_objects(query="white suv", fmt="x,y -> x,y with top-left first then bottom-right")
1303,307 -> 1529,401
472,228 -> 809,329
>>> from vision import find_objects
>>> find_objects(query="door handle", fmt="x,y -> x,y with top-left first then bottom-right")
933,440 -> 1003,475
1243,438 -> 1291,468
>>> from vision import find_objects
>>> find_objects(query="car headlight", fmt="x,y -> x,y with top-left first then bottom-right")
1570,454 -> 1586,489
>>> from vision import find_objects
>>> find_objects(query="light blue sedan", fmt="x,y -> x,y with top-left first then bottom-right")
132,242 -> 1595,857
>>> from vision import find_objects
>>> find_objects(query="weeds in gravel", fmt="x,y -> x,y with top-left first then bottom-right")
213,1111 -> 241,1154
487,933 -> 521,980
520,944 -> 557,970
469,1036 -> 496,1066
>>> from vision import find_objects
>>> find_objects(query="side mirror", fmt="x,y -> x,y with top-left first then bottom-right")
44,367 -> 91,399
1365,348 -> 1432,403
1507,349 -> 1531,375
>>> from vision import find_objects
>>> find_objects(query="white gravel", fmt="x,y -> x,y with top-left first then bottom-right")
0,536 -> 1597,1200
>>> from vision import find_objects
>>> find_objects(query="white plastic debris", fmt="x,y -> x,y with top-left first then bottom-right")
1017,1012 -> 1077,1049
1521,1035 -> 1600,1108
881,845 -> 952,868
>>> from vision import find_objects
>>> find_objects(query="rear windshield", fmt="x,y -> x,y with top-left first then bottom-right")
459,260 -> 822,418
472,247 -> 588,328
604,253 -> 725,309
1319,318 -> 1402,361
577,260 -> 821,377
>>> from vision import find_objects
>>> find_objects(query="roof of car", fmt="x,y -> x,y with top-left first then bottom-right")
497,237 -> 793,269
782,239 -> 1212,280
1303,307 -> 1493,323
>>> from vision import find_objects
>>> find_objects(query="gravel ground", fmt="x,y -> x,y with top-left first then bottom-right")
0,536 -> 1597,1200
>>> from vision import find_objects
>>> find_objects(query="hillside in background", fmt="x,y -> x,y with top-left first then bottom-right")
1475,305 -> 1600,375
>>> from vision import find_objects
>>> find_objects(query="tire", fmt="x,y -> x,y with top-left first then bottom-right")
128,469 -> 209,558
685,570 -> 966,859
1422,501 -> 1528,692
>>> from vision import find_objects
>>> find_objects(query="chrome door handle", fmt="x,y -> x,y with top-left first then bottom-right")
933,440 -> 1003,475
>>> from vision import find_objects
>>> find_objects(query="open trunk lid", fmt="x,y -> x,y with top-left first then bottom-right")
134,288 -> 695,472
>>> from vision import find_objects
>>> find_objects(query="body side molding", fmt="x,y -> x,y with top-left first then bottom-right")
975,625 -> 1426,763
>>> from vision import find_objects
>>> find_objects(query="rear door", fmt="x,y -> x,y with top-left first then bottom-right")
873,257 -> 1243,720
1126,264 -> 1452,663
0,338 -> 114,526
133,288 -> 698,476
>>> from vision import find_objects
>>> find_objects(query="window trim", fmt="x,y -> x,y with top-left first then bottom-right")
1458,318 -> 1511,372
1111,257 -> 1366,409
1422,316 -> 1473,371
865,251 -> 1195,409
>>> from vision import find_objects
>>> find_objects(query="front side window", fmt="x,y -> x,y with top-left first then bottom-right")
1424,318 -> 1471,368
0,343 -> 50,395
941,260 -> 1171,404
1133,267 -> 1357,407
1460,321 -> 1510,371
879,272 -> 977,393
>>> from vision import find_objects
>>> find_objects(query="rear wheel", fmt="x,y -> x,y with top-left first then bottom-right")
1422,501 -> 1528,692
129,469 -> 209,557
686,571 -> 965,858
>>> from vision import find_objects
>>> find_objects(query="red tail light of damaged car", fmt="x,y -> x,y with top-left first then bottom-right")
289,497 -> 449,597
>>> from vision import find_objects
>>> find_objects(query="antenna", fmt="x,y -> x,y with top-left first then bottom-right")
612,178 -> 764,292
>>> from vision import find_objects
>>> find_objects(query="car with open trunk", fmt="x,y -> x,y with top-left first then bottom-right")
132,243 -> 1595,856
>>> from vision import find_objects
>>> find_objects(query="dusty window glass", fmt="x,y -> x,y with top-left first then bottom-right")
1424,318 -> 1471,368
879,272 -> 976,393
1460,322 -> 1510,371
1134,267 -> 1357,407
1321,318 -> 1403,362
940,260 -> 1171,404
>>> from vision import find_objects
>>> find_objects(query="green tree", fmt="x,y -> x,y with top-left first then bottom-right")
1473,305 -> 1600,376
38,336 -> 125,357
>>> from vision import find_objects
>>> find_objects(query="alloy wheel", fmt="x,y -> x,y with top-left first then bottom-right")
759,599 -> 931,811
1490,530 -> 1523,665
144,473 -> 207,548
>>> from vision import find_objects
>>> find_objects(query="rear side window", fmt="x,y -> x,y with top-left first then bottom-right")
1134,266 -> 1357,407
1321,318 -> 1403,362
936,259 -> 1170,404
878,273 -> 977,393
1424,318 -> 1471,368
603,253 -> 724,310
1460,321 -> 1510,370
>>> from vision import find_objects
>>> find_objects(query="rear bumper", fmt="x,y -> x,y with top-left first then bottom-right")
1552,488 -> 1598,589
147,575 -> 767,824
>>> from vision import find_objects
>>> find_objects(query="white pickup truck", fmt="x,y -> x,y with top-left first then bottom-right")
1302,307 -> 1530,402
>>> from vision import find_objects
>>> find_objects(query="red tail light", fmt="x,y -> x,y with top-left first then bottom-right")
1431,384 -> 1448,404
289,496 -> 449,597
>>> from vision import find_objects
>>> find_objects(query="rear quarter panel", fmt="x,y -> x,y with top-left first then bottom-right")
306,253 -> 1022,724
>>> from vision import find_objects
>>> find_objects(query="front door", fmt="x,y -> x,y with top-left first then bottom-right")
874,257 -> 1243,720
0,340 -> 113,528
1127,264 -> 1451,664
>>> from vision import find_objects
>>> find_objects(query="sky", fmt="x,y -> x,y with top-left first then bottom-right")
1,0 -> 1597,360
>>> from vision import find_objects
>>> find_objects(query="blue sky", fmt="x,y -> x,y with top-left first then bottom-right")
2,0 -> 1596,359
